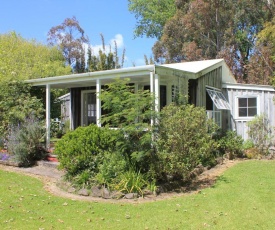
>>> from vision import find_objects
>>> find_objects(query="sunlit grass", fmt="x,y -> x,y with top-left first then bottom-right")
1,160 -> 275,229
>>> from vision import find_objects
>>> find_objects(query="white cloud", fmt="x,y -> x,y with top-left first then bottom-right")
110,34 -> 124,49
89,33 -> 124,55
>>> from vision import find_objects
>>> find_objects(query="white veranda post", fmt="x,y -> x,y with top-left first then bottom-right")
154,74 -> 160,113
96,79 -> 101,127
46,84 -> 51,150
150,72 -> 154,126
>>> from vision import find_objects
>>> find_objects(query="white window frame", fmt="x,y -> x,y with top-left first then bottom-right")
81,90 -> 96,126
235,95 -> 260,120
206,88 -> 231,110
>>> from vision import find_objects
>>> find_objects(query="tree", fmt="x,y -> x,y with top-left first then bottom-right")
0,81 -> 44,138
250,16 -> 275,84
148,0 -> 275,83
0,32 -> 71,81
47,16 -> 89,73
100,78 -> 156,172
87,34 -> 125,72
0,32 -> 71,137
128,0 -> 176,39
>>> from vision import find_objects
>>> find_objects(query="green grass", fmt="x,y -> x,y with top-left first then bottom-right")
1,160 -> 275,229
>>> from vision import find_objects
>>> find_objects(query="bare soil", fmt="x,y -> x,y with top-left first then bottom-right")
0,159 -> 240,203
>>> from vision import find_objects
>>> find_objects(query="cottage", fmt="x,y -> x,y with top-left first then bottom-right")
26,59 -> 275,148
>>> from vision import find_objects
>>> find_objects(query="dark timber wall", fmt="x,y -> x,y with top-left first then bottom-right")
196,67 -> 222,107
71,86 -> 96,129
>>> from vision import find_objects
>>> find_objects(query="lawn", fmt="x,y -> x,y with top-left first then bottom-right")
0,160 -> 275,229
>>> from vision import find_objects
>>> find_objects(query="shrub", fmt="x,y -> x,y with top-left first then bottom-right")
0,81 -> 44,138
247,114 -> 273,153
218,131 -> 244,158
114,170 -> 148,196
156,103 -> 217,182
50,119 -> 63,138
55,124 -> 121,183
244,147 -> 262,159
243,139 -> 255,150
7,117 -> 46,167
95,151 -> 127,188
100,78 -> 157,174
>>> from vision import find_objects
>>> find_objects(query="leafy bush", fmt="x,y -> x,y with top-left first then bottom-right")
95,151 -> 127,188
244,147 -> 262,159
243,139 -> 255,150
247,114 -> 273,153
7,117 -> 46,167
156,103 -> 217,181
100,78 -> 156,174
55,124 -> 121,183
218,131 -> 244,158
50,119 -> 63,138
114,170 -> 148,195
0,81 -> 44,138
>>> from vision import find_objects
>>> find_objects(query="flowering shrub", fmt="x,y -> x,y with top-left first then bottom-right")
7,116 -> 46,167
0,153 -> 10,161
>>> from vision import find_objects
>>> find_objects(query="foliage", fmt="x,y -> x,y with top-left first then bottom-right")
114,170 -> 148,195
87,34 -> 125,71
247,114 -> 273,153
128,0 -> 176,39
156,103 -> 217,181
0,32 -> 70,122
6,116 -> 46,167
47,16 -> 89,73
244,147 -> 262,159
217,131 -> 244,158
100,78 -> 156,173
243,139 -> 255,150
0,32 -> 71,81
95,151 -> 127,187
150,0 -> 273,83
62,119 -> 71,135
255,16 -> 275,84
54,125 -> 119,179
0,81 -> 44,138
50,119 -> 64,138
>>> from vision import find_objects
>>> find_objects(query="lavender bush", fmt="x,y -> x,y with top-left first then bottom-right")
7,116 -> 46,167
0,153 -> 10,161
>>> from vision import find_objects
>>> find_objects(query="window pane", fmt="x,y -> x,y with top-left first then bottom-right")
206,89 -> 230,110
248,98 -> 256,107
239,98 -> 247,107
239,108 -> 247,117
248,108 -> 257,116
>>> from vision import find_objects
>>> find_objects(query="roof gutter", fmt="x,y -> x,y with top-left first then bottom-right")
25,65 -> 155,86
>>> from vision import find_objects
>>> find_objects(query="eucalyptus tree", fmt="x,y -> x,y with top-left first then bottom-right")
47,16 -> 89,73
152,0 -> 269,82
128,0 -> 176,39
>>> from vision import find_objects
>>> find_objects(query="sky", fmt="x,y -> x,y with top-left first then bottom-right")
0,0 -> 157,67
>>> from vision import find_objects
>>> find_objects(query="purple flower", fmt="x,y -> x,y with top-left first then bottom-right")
0,153 -> 10,161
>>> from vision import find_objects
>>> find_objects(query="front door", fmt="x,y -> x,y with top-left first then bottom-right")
82,91 -> 96,126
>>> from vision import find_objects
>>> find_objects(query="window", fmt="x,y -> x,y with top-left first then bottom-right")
81,90 -> 97,126
238,97 -> 257,117
206,88 -> 230,110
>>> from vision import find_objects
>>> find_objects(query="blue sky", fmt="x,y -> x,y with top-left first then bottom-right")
1,0 -> 157,67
